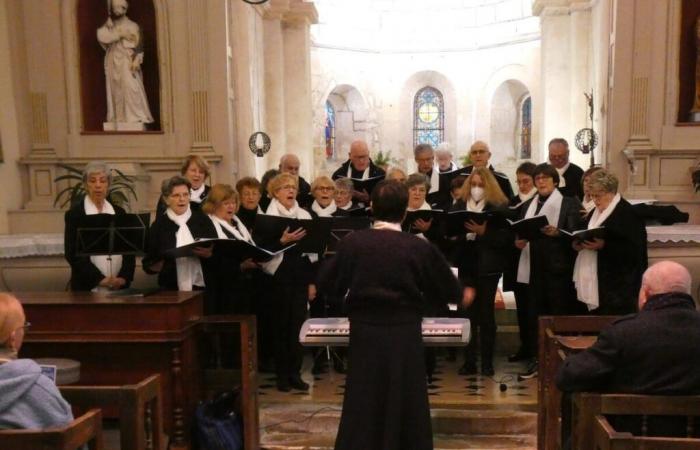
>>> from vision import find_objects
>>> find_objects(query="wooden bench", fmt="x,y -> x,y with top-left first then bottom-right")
0,408 -> 104,450
538,315 -> 618,450
59,374 -> 164,450
592,414 -> 700,450
571,393 -> 700,450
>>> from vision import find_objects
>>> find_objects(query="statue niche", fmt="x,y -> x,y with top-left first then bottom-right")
679,1 -> 700,123
77,0 -> 160,132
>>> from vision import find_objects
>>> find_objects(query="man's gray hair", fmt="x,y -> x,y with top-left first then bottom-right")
413,144 -> 434,158
435,142 -> 453,156
82,161 -> 113,185
588,169 -> 619,194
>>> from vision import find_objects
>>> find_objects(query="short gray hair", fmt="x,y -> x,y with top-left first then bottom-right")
334,177 -> 354,192
82,161 -> 113,185
161,175 -> 191,199
588,169 -> 619,194
405,173 -> 430,191
413,144 -> 434,158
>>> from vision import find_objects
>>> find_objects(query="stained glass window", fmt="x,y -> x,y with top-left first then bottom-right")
413,86 -> 444,148
325,101 -> 336,159
520,96 -> 532,159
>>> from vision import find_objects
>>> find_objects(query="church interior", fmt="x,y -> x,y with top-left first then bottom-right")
1,0 -> 700,449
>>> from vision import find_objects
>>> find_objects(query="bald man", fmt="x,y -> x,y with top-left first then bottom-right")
0,293 -> 74,429
331,140 -> 386,204
459,141 -> 514,200
557,261 -> 700,393
279,153 -> 312,208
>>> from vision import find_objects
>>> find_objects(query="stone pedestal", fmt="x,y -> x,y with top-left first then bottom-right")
102,122 -> 147,131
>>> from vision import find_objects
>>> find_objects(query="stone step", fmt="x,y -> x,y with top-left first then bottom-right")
260,405 -> 537,449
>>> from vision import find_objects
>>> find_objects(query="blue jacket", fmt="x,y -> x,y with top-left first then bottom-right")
0,359 -> 73,429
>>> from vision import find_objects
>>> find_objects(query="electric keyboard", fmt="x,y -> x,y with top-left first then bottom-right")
299,317 -> 470,346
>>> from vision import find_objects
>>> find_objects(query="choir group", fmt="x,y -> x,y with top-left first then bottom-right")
63,137 -> 648,389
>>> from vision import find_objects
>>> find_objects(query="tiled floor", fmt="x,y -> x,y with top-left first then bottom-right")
258,350 -> 537,412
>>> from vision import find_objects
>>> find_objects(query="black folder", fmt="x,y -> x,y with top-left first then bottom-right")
350,175 -> 385,195
507,215 -> 549,241
403,209 -> 443,234
163,237 -> 296,261
253,214 -> 331,254
559,227 -> 606,243
444,210 -> 493,237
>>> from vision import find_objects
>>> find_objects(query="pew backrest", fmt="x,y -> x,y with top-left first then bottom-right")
0,408 -> 104,450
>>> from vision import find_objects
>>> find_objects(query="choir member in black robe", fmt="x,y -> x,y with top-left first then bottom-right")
331,139 -> 386,205
332,177 -> 359,214
256,173 -> 313,392
202,184 -> 259,315
459,141 -> 515,200
279,153 -> 313,208
64,161 -> 135,291
318,180 -> 461,450
580,166 -> 604,215
548,138 -> 584,201
451,167 -> 512,376
573,170 -> 647,315
503,162 -> 536,362
411,143 -> 449,206
403,173 -> 441,243
235,177 -> 264,232
142,176 -> 217,303
515,164 -> 584,379
155,155 -> 211,216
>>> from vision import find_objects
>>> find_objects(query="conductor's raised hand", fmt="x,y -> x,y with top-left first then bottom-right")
280,226 -> 306,245
465,220 -> 486,236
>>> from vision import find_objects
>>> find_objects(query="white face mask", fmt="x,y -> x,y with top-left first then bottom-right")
470,186 -> 485,202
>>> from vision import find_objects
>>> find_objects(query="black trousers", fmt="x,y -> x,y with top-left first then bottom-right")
460,274 -> 500,368
272,280 -> 308,381
513,282 -> 531,356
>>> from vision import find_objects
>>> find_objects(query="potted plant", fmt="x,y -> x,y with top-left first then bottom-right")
372,150 -> 398,170
459,153 -> 472,167
53,163 -> 138,210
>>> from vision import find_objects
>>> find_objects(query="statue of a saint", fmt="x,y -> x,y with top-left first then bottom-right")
97,0 -> 154,131
691,14 -> 700,119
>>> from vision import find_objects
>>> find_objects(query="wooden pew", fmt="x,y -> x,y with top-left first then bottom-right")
537,315 -> 618,450
572,393 -> 700,450
59,374 -> 164,450
0,409 -> 104,450
593,414 -> 700,450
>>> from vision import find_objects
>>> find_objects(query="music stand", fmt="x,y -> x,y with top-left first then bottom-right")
75,213 -> 150,275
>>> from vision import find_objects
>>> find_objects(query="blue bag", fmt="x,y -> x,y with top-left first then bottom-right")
194,390 -> 244,450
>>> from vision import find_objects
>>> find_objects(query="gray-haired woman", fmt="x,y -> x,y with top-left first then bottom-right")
64,161 -> 135,291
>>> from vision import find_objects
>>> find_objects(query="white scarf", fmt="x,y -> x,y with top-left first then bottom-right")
261,198 -> 313,275
555,163 -> 570,188
373,221 -> 402,232
311,200 -> 337,217
209,214 -> 254,244
346,163 -> 369,180
407,201 -> 431,212
84,196 -> 123,283
516,189 -> 564,284
190,184 -> 205,203
427,167 -> 440,194
573,193 -> 621,311
337,202 -> 352,211
166,207 -> 205,291
518,187 -> 538,203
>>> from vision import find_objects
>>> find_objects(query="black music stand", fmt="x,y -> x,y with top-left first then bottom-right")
75,212 -> 150,277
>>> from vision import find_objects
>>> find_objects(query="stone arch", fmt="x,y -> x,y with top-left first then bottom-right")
399,70 -> 457,170
489,79 -> 530,165
324,84 -> 370,160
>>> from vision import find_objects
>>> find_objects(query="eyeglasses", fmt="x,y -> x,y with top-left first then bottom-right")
315,186 -> 334,192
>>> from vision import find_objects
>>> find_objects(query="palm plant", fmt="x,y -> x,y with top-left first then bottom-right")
53,163 -> 137,210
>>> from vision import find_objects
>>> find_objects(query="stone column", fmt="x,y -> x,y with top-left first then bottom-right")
263,8 -> 287,173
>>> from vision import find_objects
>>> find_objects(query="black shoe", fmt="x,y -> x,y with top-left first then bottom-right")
458,363 -> 478,375
276,379 -> 291,392
508,349 -> 531,362
333,359 -> 347,374
312,361 -> 328,375
517,360 -> 538,381
481,364 -> 495,377
289,376 -> 309,391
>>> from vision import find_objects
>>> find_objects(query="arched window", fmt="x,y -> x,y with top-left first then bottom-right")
413,86 -> 444,148
325,101 -> 336,159
519,96 -> 532,159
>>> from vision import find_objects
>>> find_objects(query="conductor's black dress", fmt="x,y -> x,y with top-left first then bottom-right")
318,228 -> 461,450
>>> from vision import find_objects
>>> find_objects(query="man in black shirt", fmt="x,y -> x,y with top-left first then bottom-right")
331,139 -> 386,204
460,141 -> 514,200
279,153 -> 312,207
548,138 -> 584,200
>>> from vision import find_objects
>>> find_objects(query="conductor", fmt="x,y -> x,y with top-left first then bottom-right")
318,180 -> 462,450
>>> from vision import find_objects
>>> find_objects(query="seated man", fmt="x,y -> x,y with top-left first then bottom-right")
0,293 -> 74,429
556,261 -> 700,438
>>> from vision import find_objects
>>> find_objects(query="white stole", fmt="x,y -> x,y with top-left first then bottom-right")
337,202 -> 352,211
516,189 -> 564,284
573,193 -> 621,311
190,184 -> 205,203
428,167 -> 440,194
166,207 -> 205,291
555,163 -> 570,188
311,200 -> 337,217
209,214 -> 254,244
373,221 -> 402,232
346,164 -> 369,179
84,196 -> 123,282
261,198 -> 314,275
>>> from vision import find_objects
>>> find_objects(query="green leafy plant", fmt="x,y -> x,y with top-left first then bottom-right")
372,150 -> 398,169
53,163 -> 137,210
459,153 -> 472,167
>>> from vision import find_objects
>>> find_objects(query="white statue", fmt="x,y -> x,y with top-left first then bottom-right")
97,0 -> 154,131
